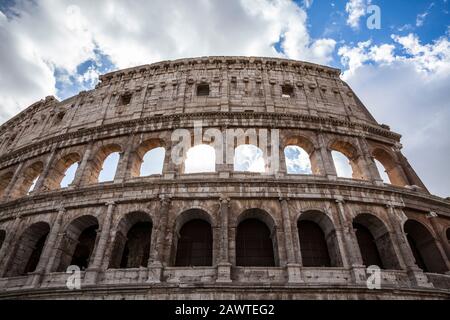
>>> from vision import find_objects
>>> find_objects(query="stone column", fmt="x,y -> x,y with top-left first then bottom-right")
30,208 -> 65,287
280,198 -> 303,283
335,198 -> 366,284
217,196 -> 232,283
0,215 -> 22,277
148,195 -> 171,283
426,212 -> 450,265
317,133 -> 337,180
114,137 -> 134,183
2,162 -> 24,201
33,148 -> 57,192
70,142 -> 93,188
163,143 -> 177,179
85,201 -> 115,284
357,137 -> 383,185
386,205 -> 433,287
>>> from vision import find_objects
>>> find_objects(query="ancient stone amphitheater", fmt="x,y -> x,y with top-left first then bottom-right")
0,56 -> 448,300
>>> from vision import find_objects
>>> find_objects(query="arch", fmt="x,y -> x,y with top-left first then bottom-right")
284,146 -> 313,175
404,219 -> 448,274
0,171 -> 13,198
374,159 -> 391,184
57,215 -> 99,272
184,144 -> 216,173
330,140 -> 365,179
298,211 -> 342,267
11,161 -> 44,198
109,211 -> 153,269
0,229 -> 5,251
236,209 -> 277,267
45,153 -> 81,190
372,148 -> 408,186
174,219 -> 213,266
234,144 -> 265,173
353,213 -> 400,269
130,139 -> 165,177
6,222 -> 50,277
283,135 -> 321,175
87,144 -> 122,184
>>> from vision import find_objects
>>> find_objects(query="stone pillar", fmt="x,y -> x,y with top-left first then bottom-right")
220,69 -> 229,112
163,143 -> 177,179
262,71 -> 274,113
0,215 -> 22,277
280,198 -> 303,283
30,208 -> 65,287
426,212 -> 450,265
85,201 -> 115,284
386,205 -> 433,287
70,142 -> 93,188
114,137 -> 134,183
335,198 -> 366,285
33,148 -> 57,192
357,137 -> 383,185
148,195 -> 171,283
317,133 -> 337,180
2,162 -> 24,200
217,196 -> 232,283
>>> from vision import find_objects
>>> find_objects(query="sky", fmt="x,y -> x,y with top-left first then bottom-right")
0,0 -> 449,197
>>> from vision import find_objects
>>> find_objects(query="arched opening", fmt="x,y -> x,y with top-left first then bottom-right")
284,146 -> 312,174
234,144 -> 265,173
6,222 -> 50,277
353,214 -> 400,269
446,228 -> 450,244
404,219 -> 448,274
297,211 -> 342,267
353,223 -> 383,268
184,144 -> 216,173
175,219 -> 212,266
109,212 -> 153,269
57,215 -> 99,272
0,230 -> 5,251
130,139 -> 165,177
140,147 -> 165,176
0,171 -> 13,198
98,152 -> 120,182
330,140 -> 366,180
331,151 -> 353,178
372,148 -> 408,186
297,221 -> 331,267
236,218 -> 275,267
87,144 -> 122,184
374,159 -> 391,184
10,161 -> 43,198
45,153 -> 81,190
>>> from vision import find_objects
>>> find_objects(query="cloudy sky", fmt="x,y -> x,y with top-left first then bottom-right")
0,0 -> 449,197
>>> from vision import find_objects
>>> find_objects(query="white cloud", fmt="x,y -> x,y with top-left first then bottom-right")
345,0 -> 371,29
0,0 -> 336,124
339,34 -> 450,197
416,2 -> 435,27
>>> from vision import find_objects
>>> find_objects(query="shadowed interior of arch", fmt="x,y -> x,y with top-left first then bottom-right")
175,219 -> 212,266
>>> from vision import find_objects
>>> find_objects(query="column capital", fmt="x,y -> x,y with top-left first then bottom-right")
159,194 -> 172,204
57,206 -> 67,214
426,211 -> 438,219
278,196 -> 290,202
219,196 -> 231,206
105,200 -> 116,207
335,196 -> 345,204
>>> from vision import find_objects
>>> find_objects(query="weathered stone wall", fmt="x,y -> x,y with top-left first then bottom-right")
0,56 -> 448,300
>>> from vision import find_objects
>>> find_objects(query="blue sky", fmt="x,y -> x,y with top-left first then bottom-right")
0,0 -> 449,197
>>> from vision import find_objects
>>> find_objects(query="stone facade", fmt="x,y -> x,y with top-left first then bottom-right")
0,56 -> 448,300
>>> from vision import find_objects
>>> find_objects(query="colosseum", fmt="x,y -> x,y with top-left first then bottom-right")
0,56 -> 448,300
